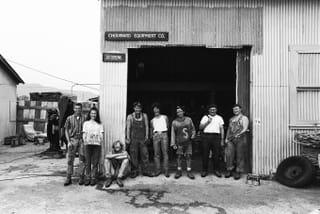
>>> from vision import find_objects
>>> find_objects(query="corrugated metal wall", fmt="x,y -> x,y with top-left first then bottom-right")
102,0 -> 263,53
251,0 -> 320,174
100,0 -> 320,174
100,54 -> 128,153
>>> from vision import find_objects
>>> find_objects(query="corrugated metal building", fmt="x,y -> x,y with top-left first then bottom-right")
99,0 -> 320,175
0,54 -> 24,145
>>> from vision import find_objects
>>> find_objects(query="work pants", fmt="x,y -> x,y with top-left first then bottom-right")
225,135 -> 248,173
152,132 -> 169,173
66,138 -> 85,178
84,145 -> 101,180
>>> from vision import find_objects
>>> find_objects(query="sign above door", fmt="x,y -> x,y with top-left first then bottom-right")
103,53 -> 126,63
105,32 -> 169,42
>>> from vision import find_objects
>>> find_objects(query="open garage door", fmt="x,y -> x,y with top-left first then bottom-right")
127,46 -> 251,171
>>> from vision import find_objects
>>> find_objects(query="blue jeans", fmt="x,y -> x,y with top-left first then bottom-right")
152,132 -> 169,172
84,145 -> 101,180
67,138 -> 85,178
225,135 -> 248,173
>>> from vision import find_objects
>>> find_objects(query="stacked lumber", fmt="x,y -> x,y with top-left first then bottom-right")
295,132 -> 320,179
294,132 -> 320,148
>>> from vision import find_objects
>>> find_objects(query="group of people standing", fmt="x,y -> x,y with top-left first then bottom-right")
63,101 -> 249,188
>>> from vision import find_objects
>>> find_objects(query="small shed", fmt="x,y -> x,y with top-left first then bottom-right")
0,54 -> 24,144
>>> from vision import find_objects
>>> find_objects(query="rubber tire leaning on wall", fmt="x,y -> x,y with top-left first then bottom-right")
276,156 -> 316,188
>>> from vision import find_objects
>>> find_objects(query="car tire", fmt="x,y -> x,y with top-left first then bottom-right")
276,156 -> 316,188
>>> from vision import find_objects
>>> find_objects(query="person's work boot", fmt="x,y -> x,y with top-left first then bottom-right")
116,178 -> 124,188
104,178 -> 112,188
153,170 -> 161,177
84,179 -> 91,186
187,171 -> 195,180
224,170 -> 232,178
78,176 -> 84,185
64,177 -> 72,186
130,171 -> 138,178
201,171 -> 208,177
213,170 -> 222,178
174,170 -> 182,179
233,172 -> 241,180
142,171 -> 154,177
90,179 -> 97,186
164,170 -> 170,178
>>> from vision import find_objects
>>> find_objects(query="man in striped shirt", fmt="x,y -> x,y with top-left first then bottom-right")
64,103 -> 86,186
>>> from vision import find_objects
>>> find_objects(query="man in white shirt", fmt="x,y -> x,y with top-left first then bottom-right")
199,104 -> 224,178
150,103 -> 170,177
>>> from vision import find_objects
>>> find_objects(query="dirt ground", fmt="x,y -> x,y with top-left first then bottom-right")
0,143 -> 319,214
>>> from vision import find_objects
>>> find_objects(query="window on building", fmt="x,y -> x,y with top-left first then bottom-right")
289,45 -> 320,126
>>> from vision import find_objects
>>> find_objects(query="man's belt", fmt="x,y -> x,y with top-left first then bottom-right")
153,131 -> 168,134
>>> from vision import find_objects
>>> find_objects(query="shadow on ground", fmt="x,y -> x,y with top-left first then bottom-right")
96,184 -> 227,214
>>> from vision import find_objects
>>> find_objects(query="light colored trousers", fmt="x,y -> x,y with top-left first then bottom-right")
67,138 -> 85,178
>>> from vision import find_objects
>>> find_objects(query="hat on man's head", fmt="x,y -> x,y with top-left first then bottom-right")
207,104 -> 218,110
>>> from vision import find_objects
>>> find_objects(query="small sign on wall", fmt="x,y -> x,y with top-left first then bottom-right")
102,53 -> 126,63
105,31 -> 169,42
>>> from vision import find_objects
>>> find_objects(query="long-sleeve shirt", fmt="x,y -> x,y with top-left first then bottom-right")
171,116 -> 196,146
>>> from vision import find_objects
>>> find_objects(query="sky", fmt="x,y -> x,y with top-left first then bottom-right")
0,0 -> 100,93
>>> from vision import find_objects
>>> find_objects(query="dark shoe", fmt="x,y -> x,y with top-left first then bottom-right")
104,178 -> 112,188
116,178 -> 124,187
224,171 -> 232,178
174,170 -> 182,179
201,171 -> 208,177
84,179 -> 90,186
164,171 -> 170,178
187,171 -> 195,180
213,170 -> 222,178
153,171 -> 161,177
233,172 -> 241,180
142,171 -> 154,177
130,171 -> 138,178
64,177 -> 72,186
90,179 -> 97,186
78,177 -> 84,185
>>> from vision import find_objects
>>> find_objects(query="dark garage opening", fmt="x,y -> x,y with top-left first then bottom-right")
127,47 -> 236,128
127,47 -> 241,171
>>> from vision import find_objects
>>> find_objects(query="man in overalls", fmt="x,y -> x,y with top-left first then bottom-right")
126,102 -> 153,178
64,103 -> 86,186
224,104 -> 249,180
